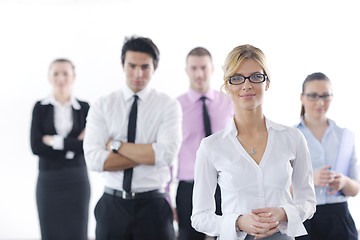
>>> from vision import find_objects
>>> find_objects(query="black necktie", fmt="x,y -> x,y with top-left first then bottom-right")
123,95 -> 138,192
200,96 -> 212,137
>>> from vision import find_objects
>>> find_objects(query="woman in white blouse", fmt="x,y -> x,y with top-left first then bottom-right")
191,45 -> 316,240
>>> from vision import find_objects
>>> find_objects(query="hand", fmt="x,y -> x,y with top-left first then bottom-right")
42,135 -> 54,146
237,211 -> 279,239
327,173 -> 347,194
314,165 -> 335,187
106,139 -> 113,151
252,207 -> 287,222
77,129 -> 85,140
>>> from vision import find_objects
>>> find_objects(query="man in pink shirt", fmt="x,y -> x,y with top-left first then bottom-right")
176,47 -> 234,240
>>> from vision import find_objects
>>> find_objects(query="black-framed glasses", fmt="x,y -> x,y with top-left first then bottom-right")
302,92 -> 333,102
228,74 -> 267,85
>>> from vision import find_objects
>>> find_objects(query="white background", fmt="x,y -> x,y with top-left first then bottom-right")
0,0 -> 359,239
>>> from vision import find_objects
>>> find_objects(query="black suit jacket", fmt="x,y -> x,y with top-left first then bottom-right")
30,99 -> 90,170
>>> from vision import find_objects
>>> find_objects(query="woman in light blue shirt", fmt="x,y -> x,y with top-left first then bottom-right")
296,72 -> 360,240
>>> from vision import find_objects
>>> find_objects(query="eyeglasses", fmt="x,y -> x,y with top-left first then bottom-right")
228,74 -> 267,85
303,93 -> 333,102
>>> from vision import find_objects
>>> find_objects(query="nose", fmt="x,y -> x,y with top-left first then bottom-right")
242,79 -> 253,90
194,69 -> 204,79
134,67 -> 143,78
317,98 -> 325,105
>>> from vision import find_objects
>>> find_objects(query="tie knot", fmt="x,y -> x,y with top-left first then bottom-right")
134,95 -> 139,99
200,96 -> 207,102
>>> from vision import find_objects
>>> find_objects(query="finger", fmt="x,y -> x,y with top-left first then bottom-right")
326,188 -> 337,195
253,225 -> 279,239
321,165 -> 332,170
252,208 -> 272,215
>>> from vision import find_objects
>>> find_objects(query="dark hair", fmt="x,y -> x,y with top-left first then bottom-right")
300,72 -> 330,117
121,36 -> 160,69
186,47 -> 212,62
49,58 -> 75,74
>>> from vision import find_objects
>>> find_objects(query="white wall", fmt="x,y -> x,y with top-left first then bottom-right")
0,0 -> 359,239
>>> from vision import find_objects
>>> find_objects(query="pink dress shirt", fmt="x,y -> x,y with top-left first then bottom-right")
177,88 -> 234,181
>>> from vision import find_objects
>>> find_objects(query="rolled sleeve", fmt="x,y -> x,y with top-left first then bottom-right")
152,100 -> 182,167
83,100 -> 111,172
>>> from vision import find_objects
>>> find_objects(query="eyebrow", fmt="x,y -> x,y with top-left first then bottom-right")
128,63 -> 150,67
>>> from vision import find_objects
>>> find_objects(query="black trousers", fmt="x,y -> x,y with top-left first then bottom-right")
295,202 -> 358,240
95,192 -> 175,240
176,181 -> 222,240
36,166 -> 90,240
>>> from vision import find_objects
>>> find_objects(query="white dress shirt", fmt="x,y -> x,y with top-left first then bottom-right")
191,118 -> 316,240
84,84 -> 182,193
41,95 -> 80,159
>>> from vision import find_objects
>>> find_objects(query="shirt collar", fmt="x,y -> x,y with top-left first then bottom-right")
221,116 -> 285,139
40,95 -> 81,110
298,116 -> 336,130
187,88 -> 216,103
122,83 -> 151,102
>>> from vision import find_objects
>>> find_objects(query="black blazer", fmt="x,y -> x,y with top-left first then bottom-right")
30,99 -> 90,170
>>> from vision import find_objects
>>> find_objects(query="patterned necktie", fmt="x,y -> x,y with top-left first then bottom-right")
200,96 -> 212,137
123,95 -> 138,192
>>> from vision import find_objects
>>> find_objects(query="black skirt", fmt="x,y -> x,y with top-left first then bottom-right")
296,202 -> 358,240
36,166 -> 90,240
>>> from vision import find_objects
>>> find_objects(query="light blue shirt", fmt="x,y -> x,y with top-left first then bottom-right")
297,118 -> 359,205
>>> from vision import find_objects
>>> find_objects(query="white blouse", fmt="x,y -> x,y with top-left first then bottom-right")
41,95 -> 80,159
191,118 -> 316,240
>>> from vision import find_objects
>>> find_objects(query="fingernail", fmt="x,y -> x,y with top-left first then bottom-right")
276,221 -> 279,225
250,225 -> 254,228
268,213 -> 272,216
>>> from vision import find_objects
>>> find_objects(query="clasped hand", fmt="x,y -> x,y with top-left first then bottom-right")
237,207 -> 286,239
314,165 -> 346,194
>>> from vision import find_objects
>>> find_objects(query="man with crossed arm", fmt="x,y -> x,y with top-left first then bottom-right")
84,36 -> 182,240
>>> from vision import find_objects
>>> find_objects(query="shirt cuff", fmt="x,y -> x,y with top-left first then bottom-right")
65,151 -> 75,159
278,203 -> 307,237
52,135 -> 64,150
219,213 -> 247,240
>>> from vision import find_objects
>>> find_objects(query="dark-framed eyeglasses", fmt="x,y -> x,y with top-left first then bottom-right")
228,74 -> 267,85
302,92 -> 333,102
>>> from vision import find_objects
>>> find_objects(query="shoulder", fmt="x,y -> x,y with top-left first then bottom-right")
150,89 -> 180,108
267,119 -> 304,142
200,127 -> 228,151
93,90 -> 122,108
177,92 -> 188,103
76,99 -> 90,110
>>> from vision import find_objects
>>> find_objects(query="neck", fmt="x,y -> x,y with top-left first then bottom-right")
54,92 -> 71,105
190,85 -> 210,95
303,114 -> 328,128
234,107 -> 266,134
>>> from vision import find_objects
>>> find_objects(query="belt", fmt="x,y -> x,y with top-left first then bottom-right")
104,186 -> 167,200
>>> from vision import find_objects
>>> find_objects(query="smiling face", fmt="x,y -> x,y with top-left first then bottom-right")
48,61 -> 75,98
123,50 -> 155,93
186,55 -> 214,93
228,59 -> 269,111
301,80 -> 332,119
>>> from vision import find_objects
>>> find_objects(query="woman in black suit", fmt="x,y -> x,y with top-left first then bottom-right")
30,58 -> 90,240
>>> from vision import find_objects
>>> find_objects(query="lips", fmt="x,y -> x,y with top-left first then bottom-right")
240,94 -> 256,99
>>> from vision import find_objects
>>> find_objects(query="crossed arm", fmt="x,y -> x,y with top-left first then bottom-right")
103,141 -> 155,171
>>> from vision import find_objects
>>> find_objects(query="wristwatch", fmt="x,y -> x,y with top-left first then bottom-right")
110,140 -> 122,153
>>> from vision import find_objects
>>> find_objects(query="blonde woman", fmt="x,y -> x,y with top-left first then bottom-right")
191,45 -> 316,240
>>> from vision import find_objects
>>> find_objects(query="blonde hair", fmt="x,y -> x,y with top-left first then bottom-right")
221,44 -> 270,93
